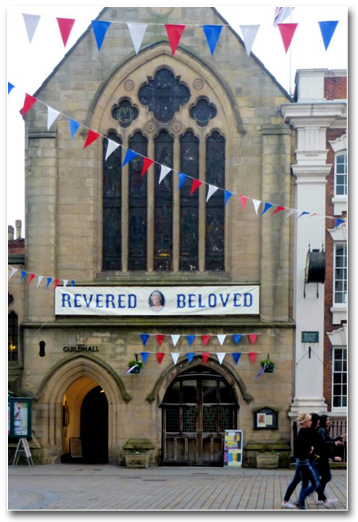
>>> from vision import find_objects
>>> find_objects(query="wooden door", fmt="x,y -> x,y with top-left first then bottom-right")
162,367 -> 238,466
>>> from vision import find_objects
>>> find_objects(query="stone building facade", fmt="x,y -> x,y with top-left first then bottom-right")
8,6 -> 299,466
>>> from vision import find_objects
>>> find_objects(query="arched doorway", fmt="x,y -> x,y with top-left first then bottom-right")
81,386 -> 108,463
161,365 -> 239,466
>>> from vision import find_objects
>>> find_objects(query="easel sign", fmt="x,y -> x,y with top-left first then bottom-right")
12,438 -> 34,466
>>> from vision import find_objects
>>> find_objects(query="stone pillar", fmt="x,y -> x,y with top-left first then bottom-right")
281,71 -> 346,416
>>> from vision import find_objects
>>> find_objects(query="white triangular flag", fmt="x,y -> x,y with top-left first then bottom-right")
217,352 -> 226,365
252,199 -> 261,215
159,165 -> 172,184
105,139 -> 120,161
240,25 -> 260,56
170,353 -> 180,365
285,208 -> 298,219
206,184 -> 219,202
171,334 -> 180,347
217,334 -> 227,346
127,23 -> 148,54
22,13 -> 41,43
63,279 -> 68,287
9,267 -> 18,280
47,106 -> 60,130
36,275 -> 44,288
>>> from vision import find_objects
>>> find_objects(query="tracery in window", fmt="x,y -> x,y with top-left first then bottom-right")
180,131 -> 199,271
154,130 -> 174,271
103,132 -> 122,271
138,68 -> 190,123
205,131 -> 225,271
128,132 -> 148,271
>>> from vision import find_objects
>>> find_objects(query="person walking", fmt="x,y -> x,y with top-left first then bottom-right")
316,415 -> 345,501
281,413 -> 336,509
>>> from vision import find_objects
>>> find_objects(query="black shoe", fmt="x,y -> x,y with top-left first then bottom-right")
294,501 -> 306,510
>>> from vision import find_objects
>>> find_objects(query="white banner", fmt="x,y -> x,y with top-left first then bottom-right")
55,286 -> 259,316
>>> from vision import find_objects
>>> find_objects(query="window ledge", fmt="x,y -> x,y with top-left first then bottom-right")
331,196 -> 347,216
330,306 -> 347,325
94,271 -> 235,285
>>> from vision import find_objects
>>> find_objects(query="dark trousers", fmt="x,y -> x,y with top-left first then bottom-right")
284,460 -> 326,502
317,459 -> 332,497
296,459 -> 321,506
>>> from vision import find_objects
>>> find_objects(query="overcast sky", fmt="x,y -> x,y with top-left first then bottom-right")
5,2 -> 349,233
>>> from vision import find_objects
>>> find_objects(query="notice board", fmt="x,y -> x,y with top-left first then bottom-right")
223,430 -> 243,467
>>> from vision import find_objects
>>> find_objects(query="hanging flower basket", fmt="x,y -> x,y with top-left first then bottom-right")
126,360 -> 143,374
260,360 -> 275,373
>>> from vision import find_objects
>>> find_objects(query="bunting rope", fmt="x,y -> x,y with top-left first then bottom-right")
8,265 -> 75,289
8,83 -> 347,227
17,11 -> 341,58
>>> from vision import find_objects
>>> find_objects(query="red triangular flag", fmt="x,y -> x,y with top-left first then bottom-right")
165,24 -> 186,54
248,352 -> 258,364
21,94 -> 37,116
156,334 -> 165,347
202,352 -> 210,364
57,18 -> 76,47
239,195 -> 248,210
84,130 -> 100,149
277,23 -> 298,53
28,273 -> 36,285
141,157 -> 154,176
248,334 -> 258,345
272,205 -> 286,215
156,352 -> 165,364
201,335 -> 211,346
190,179 -> 203,196
54,278 -> 60,288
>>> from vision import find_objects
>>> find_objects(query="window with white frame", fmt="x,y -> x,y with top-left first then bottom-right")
332,347 -> 347,408
335,152 -> 347,196
334,243 -> 347,305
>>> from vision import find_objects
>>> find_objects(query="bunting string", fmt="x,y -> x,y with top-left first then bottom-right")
8,83 -> 347,227
17,11 -> 341,57
8,265 -> 75,288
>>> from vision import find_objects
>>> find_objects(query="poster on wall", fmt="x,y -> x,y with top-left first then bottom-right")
9,398 -> 32,439
223,430 -> 243,467
55,285 -> 259,316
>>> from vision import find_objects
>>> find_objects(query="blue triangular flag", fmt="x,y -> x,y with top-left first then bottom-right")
186,352 -> 195,363
8,82 -> 15,94
297,211 -> 310,219
232,334 -> 243,345
202,25 -> 223,55
69,119 -> 80,139
186,335 -> 195,347
45,277 -> 52,288
224,190 -> 233,206
91,20 -> 111,51
70,280 -> 76,286
140,351 -> 150,363
140,334 -> 150,346
122,149 -> 138,166
178,173 -> 187,190
318,21 -> 339,50
262,202 -> 273,215
335,218 -> 345,228
232,353 -> 242,365
20,270 -> 27,282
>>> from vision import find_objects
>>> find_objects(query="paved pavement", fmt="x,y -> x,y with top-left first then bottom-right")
7,464 -> 347,512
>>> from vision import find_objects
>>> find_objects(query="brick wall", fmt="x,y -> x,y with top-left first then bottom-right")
8,239 -> 25,255
324,128 -> 347,409
324,76 -> 347,100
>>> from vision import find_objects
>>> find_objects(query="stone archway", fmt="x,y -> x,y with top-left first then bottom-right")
34,355 -> 131,464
